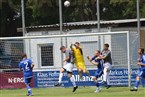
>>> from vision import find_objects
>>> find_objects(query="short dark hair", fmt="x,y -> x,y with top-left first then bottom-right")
60,46 -> 66,50
104,43 -> 109,47
96,50 -> 100,54
22,53 -> 27,59
140,48 -> 144,54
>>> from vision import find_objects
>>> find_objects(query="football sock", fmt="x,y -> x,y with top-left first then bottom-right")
135,80 -> 140,89
58,73 -> 63,83
70,76 -> 76,87
86,70 -> 90,77
26,85 -> 32,95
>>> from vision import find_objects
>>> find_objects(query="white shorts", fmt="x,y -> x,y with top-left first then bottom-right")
103,62 -> 111,70
63,62 -> 74,72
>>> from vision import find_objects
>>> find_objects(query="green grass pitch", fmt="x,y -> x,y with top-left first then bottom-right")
1,87 -> 144,97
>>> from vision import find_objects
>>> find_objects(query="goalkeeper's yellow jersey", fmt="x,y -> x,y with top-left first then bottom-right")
73,47 -> 84,63
72,46 -> 86,70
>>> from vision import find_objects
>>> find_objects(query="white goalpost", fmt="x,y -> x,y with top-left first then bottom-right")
0,31 -> 132,87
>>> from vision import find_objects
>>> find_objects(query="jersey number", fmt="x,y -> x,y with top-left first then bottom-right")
24,62 -> 30,71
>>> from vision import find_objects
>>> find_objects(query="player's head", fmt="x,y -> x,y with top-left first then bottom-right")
74,42 -> 80,48
103,43 -> 109,50
138,48 -> 144,55
94,50 -> 101,57
22,53 -> 27,59
60,46 -> 66,53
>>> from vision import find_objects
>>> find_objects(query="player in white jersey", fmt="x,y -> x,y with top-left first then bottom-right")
55,46 -> 78,92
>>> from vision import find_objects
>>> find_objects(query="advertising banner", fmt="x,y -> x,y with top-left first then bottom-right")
34,68 -> 145,88
0,72 -> 34,89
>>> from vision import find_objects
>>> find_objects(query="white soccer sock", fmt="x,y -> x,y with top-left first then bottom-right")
106,73 -> 110,85
103,68 -> 107,82
70,76 -> 76,87
58,73 -> 63,83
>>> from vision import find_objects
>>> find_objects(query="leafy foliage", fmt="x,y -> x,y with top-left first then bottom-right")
0,0 -> 145,37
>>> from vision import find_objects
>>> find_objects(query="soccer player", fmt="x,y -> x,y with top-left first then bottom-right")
87,50 -> 104,93
130,48 -> 145,91
97,43 -> 112,89
70,42 -> 90,79
55,46 -> 78,92
19,54 -> 34,96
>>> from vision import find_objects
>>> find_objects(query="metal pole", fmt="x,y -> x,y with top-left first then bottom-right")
59,0 -> 64,66
21,0 -> 26,53
21,0 -> 26,36
137,0 -> 140,47
59,0 -> 63,34
96,0 -> 101,51
127,31 -> 131,88
96,0 -> 100,32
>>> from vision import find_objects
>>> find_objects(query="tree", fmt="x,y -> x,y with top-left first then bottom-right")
109,0 -> 145,19
1,0 -> 145,37
0,0 -> 22,37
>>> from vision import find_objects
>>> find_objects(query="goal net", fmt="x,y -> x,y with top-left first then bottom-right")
0,31 -> 140,89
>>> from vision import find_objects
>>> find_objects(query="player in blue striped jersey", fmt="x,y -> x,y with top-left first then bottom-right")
131,48 -> 145,91
19,54 -> 34,96
87,50 -> 104,93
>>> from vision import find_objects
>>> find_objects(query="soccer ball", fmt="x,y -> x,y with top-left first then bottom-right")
64,1 -> 70,7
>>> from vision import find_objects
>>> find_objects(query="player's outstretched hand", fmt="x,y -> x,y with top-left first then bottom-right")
137,62 -> 141,65
87,56 -> 90,60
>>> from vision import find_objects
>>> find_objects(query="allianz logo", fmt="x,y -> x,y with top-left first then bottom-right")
73,75 -> 95,82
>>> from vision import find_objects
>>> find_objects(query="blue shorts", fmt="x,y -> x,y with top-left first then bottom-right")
95,69 -> 103,78
24,77 -> 32,84
137,69 -> 145,78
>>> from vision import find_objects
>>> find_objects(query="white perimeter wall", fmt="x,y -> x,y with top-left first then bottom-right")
25,29 -> 112,69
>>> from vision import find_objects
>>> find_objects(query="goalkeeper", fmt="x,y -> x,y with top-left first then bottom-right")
70,42 -> 90,79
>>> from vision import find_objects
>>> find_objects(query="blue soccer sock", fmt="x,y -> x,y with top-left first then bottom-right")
96,82 -> 100,87
135,80 -> 140,89
26,85 -> 32,95
98,81 -> 107,87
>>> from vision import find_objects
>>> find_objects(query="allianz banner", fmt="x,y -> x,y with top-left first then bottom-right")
34,68 -> 145,88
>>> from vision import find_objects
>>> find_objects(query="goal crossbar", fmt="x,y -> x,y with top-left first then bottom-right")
0,31 -> 129,40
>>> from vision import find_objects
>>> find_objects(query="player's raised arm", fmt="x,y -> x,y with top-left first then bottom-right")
87,56 -> 92,61
70,43 -> 75,49
87,56 -> 99,66
137,62 -> 145,66
97,51 -> 110,60
90,60 -> 99,66
87,55 -> 97,62
74,42 -> 82,49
